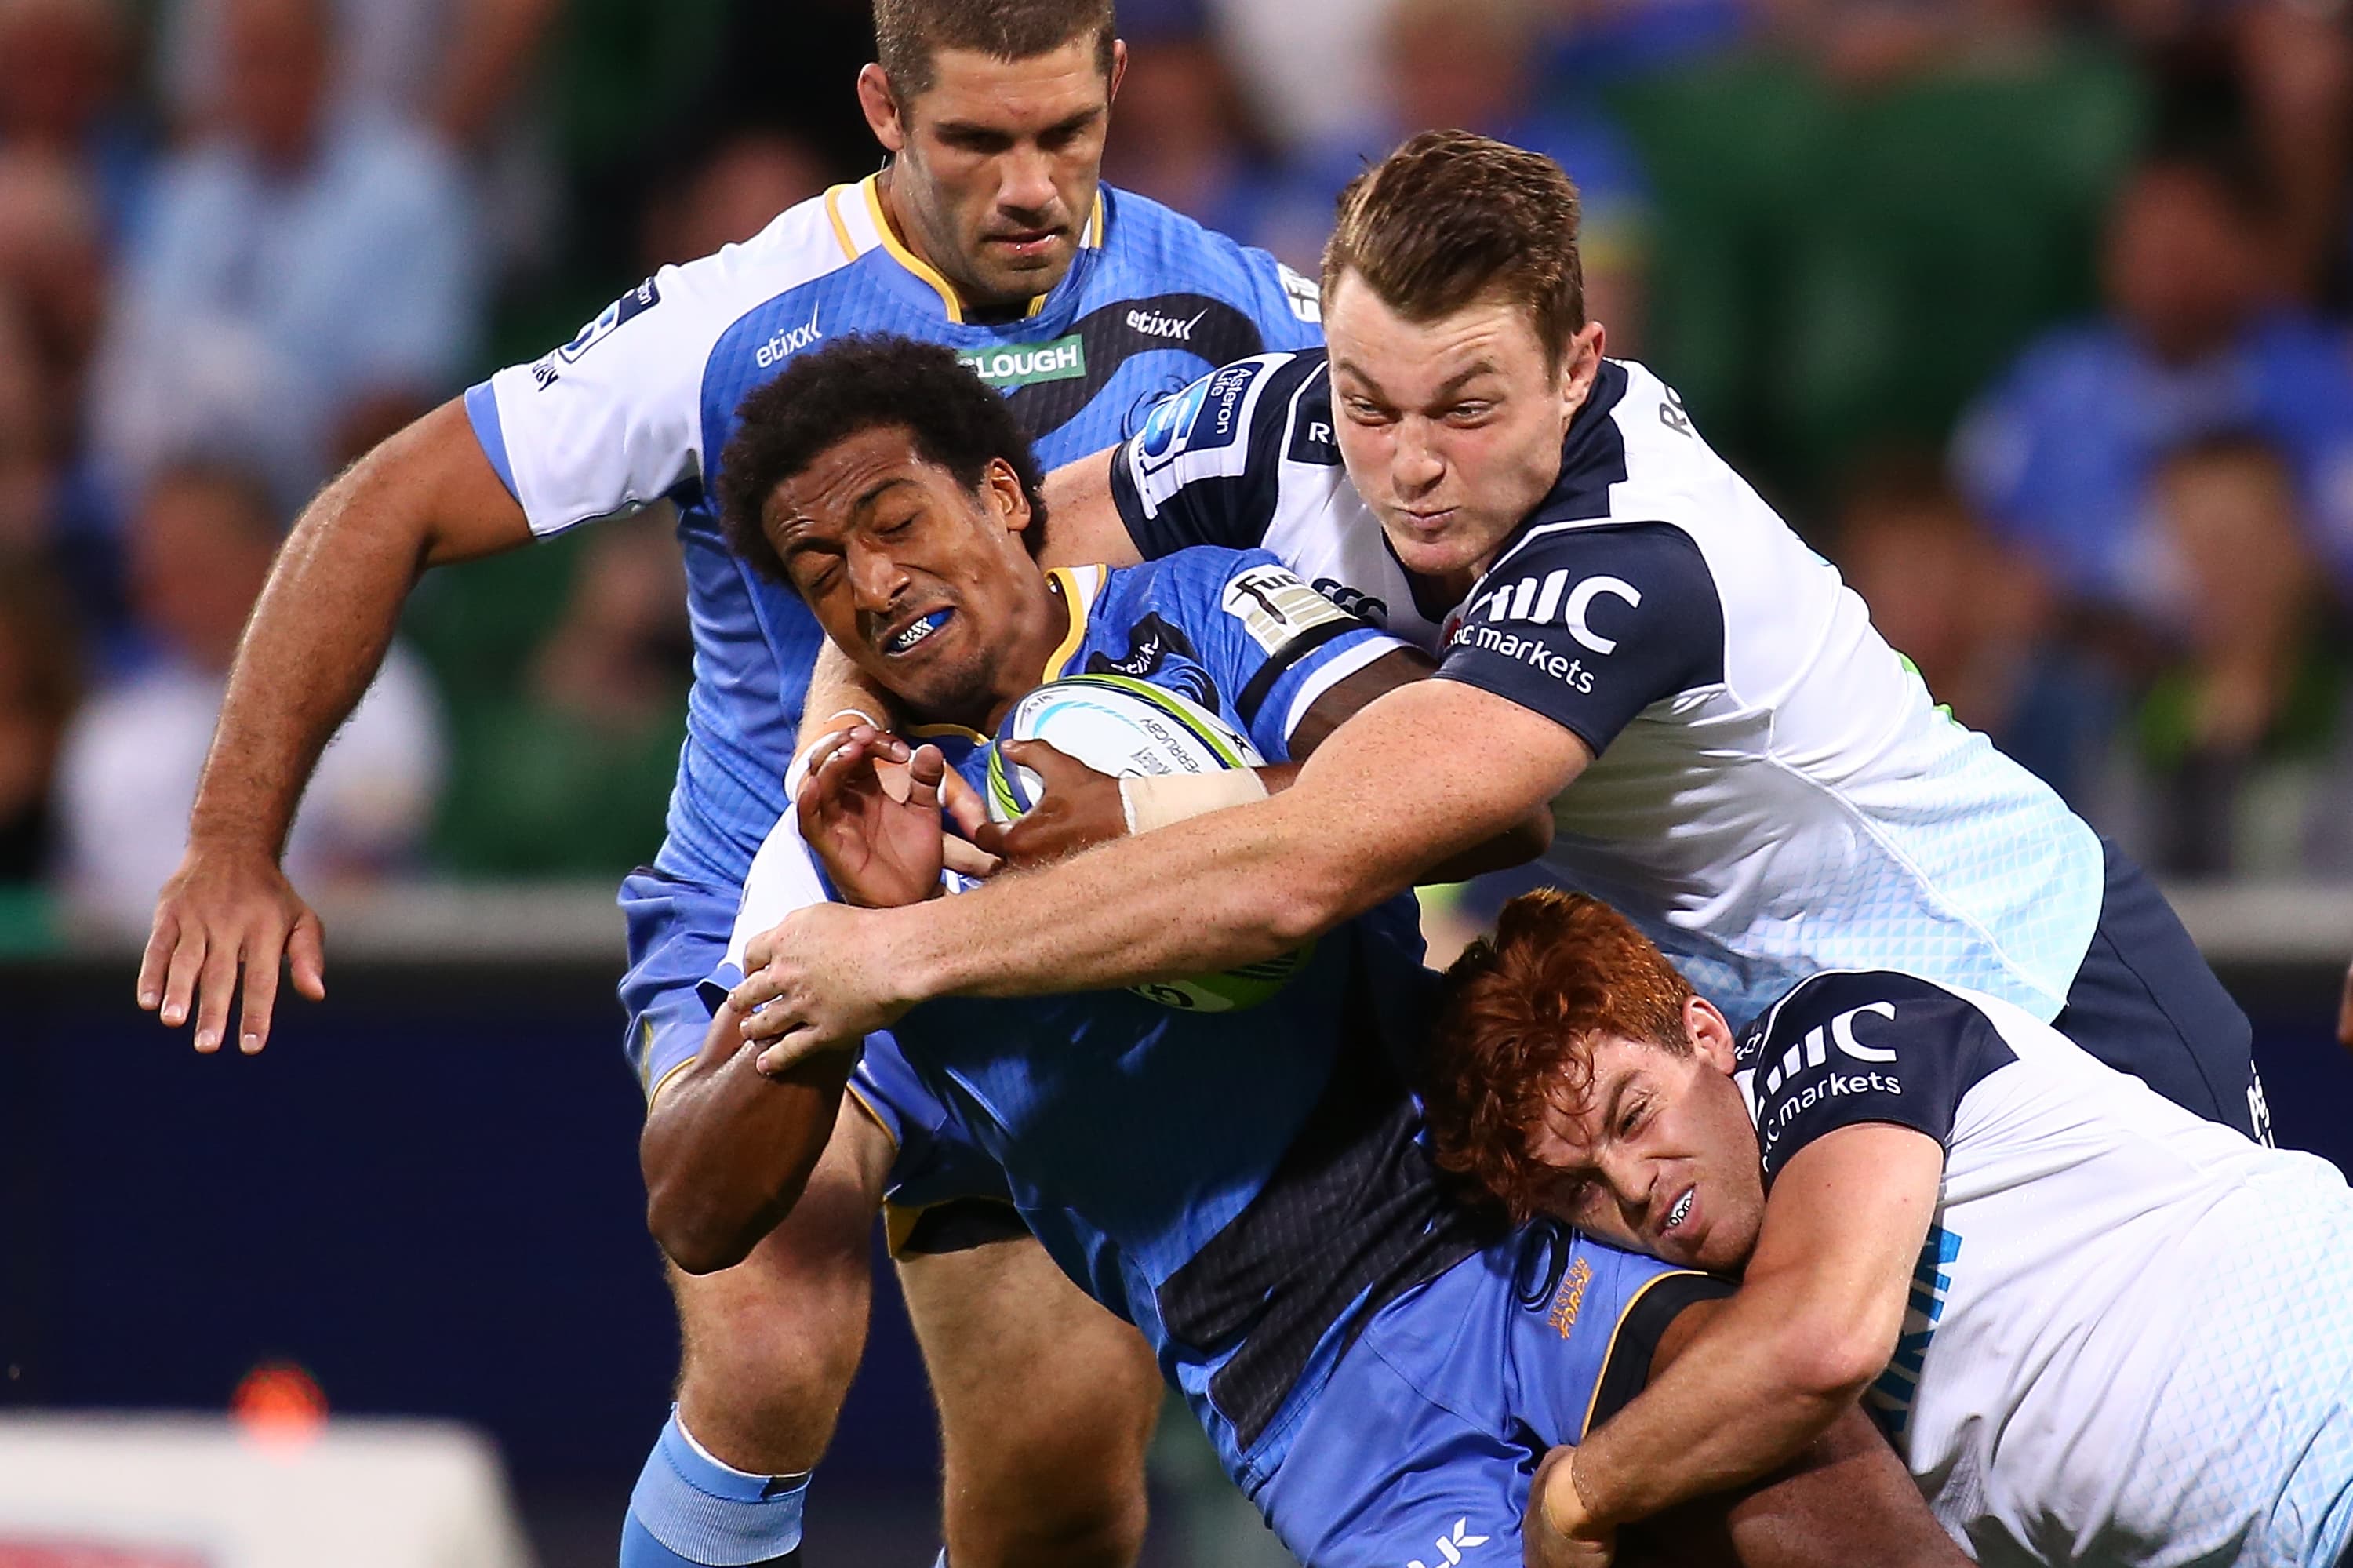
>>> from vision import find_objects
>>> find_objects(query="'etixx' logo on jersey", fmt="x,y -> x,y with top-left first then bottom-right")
755,304 -> 824,368
959,333 -> 1088,389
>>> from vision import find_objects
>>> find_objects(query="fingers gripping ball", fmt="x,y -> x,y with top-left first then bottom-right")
985,674 -> 1311,1013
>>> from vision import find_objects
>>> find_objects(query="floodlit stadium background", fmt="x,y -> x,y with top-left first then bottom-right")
3,0 -> 2352,1562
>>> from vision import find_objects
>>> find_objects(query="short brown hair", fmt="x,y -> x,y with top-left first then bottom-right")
874,0 -> 1118,100
1421,891 -> 1694,1221
1323,130 -> 1585,366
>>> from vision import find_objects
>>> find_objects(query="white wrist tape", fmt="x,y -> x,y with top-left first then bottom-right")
1118,768 -> 1269,835
784,708 -> 889,799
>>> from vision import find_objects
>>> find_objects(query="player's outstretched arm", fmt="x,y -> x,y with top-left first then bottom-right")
1539,1124 -> 1944,1555
139,398 -> 531,1055
729,678 -> 1586,1061
641,1004 -> 857,1275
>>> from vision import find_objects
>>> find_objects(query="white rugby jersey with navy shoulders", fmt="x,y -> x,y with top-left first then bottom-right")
1737,971 -> 2353,1568
1106,348 -> 2105,1026
463,175 -> 1322,889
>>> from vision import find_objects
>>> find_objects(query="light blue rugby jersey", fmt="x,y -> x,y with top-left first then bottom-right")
464,174 -> 1323,888
715,549 -> 1491,1484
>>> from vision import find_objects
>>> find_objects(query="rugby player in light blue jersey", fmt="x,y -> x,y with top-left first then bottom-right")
731,133 -> 2267,1159
136,3 -> 1322,1563
644,332 -> 1970,1568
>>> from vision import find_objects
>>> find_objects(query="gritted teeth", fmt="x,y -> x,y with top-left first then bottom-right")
1667,1189 -> 1693,1230
886,609 -> 950,655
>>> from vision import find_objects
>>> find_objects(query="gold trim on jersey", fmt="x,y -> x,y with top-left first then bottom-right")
1042,564 -> 1103,680
1580,1268 -> 1711,1441
863,176 -> 966,322
908,719 -> 989,744
824,184 -> 860,262
853,176 -> 1110,325
845,1079 -> 902,1151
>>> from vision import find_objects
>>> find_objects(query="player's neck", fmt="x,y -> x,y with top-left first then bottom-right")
977,575 -> 1074,733
875,166 -> 1035,325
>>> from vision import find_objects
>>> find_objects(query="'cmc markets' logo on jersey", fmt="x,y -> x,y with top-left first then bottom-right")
1477,568 -> 1642,655
1126,305 -> 1206,341
754,304 -> 824,368
959,333 -> 1088,389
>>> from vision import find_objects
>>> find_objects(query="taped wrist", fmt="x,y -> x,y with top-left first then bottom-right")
1118,768 -> 1269,835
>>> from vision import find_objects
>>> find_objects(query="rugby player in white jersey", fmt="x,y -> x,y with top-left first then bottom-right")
732,131 -> 2263,1159
1418,890 -> 2353,1568
132,3 -> 1335,1563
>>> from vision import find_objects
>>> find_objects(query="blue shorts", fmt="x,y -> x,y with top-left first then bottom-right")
618,868 -> 1015,1230
1250,1226 -> 1726,1567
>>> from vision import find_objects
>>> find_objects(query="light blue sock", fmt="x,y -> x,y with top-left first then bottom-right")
620,1406 -> 809,1566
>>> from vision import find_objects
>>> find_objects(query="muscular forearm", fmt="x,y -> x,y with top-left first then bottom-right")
1573,1277 -> 1879,1529
884,782 -> 1384,1006
190,400 -> 526,857
642,1007 -> 854,1274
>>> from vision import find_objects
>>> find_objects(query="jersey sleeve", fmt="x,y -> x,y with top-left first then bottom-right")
1736,971 -> 2019,1185
1587,1271 -> 1737,1433
1108,351 -> 1327,558
696,807 -> 835,1012
1239,248 -> 1326,351
1434,520 -> 1726,757
465,260 -> 725,538
1161,548 -> 1406,762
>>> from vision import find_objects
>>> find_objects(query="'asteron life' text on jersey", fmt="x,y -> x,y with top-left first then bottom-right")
1108,349 -> 2105,1026
714,549 -> 1495,1490
464,176 -> 1322,901
1739,972 -> 2353,1568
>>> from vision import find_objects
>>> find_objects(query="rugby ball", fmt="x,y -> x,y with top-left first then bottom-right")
984,673 -> 1311,1013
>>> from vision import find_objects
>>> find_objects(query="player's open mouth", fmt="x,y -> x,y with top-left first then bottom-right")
989,228 -> 1064,256
1663,1188 -> 1694,1235
882,609 -> 951,656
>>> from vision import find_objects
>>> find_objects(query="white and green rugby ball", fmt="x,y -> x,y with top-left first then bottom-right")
985,673 -> 1312,1013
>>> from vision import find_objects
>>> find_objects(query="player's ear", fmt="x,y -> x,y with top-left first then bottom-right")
984,457 -> 1034,540
1558,321 -> 1606,420
858,63 -> 907,155
1686,995 -> 1737,1073
1106,38 -> 1129,103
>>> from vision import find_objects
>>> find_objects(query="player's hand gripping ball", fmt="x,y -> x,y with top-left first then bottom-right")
986,673 -> 1310,1013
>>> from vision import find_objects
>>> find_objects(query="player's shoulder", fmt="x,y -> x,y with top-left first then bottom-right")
1099,184 -> 1317,308
1738,969 -> 1994,1060
529,186 -> 860,385
1129,348 -> 1330,487
1540,1231 -> 1733,1437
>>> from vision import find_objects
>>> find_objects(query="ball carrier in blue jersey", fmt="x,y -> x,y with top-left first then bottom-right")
645,331 -> 1972,1568
136,2 -> 1322,1563
737,131 -> 2265,1161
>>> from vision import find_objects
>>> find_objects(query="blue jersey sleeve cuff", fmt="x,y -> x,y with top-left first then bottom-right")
696,962 -> 745,1017
464,380 -> 520,504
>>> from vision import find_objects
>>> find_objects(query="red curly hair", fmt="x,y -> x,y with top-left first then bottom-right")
1424,890 -> 1697,1222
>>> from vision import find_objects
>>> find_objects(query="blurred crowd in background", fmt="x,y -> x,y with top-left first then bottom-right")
5,0 -> 2353,949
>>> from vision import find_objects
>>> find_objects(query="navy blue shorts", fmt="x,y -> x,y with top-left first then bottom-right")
2056,841 -> 2263,1141
618,866 -> 1016,1239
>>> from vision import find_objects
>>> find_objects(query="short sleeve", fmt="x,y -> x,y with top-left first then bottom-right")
467,264 -> 718,537
1736,972 -> 2018,1184
1155,548 -> 1405,762
1435,521 -> 1725,756
1110,352 -> 1328,558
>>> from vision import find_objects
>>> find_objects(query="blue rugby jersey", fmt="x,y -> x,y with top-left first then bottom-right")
464,176 -> 1323,887
714,548 -> 1487,1485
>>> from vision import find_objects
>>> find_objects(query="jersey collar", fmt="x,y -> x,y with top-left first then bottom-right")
826,175 -> 1107,326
